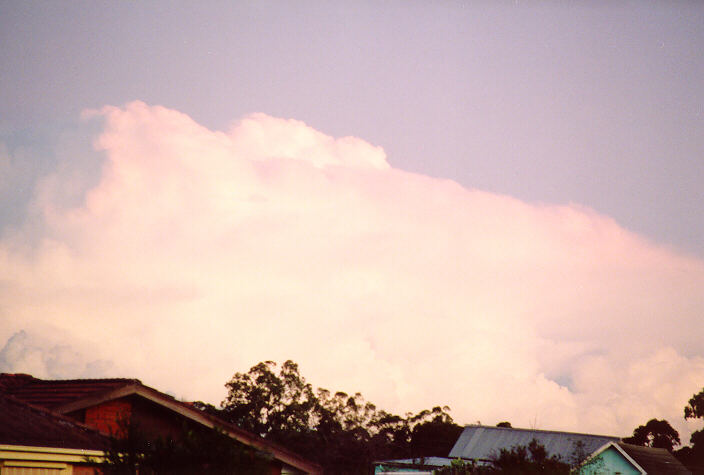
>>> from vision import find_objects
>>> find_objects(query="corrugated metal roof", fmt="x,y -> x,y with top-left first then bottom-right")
616,442 -> 691,475
449,425 -> 619,464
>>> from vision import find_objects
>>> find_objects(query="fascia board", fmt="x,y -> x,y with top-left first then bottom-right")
0,444 -> 104,463
610,443 -> 647,475
55,384 -> 320,474
54,383 -> 142,415
574,442 -> 646,475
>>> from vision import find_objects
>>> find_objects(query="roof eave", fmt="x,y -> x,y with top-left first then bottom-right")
579,442 -> 647,475
55,384 -> 322,474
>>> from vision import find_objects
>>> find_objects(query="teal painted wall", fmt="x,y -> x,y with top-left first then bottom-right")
579,446 -> 640,475
373,465 -> 430,473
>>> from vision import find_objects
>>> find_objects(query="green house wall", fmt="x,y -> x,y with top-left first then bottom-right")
579,446 -> 641,475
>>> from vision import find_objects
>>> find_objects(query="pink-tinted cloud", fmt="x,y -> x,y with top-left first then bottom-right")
1,101 -> 704,440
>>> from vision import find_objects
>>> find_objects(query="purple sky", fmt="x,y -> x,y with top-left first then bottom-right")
1,1 -> 704,438
2,1 -> 703,256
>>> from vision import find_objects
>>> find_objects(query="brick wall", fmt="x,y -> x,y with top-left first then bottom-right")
73,465 -> 101,475
84,399 -> 132,437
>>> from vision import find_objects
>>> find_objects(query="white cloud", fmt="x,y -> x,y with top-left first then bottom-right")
0,330 -> 113,379
1,101 -> 704,440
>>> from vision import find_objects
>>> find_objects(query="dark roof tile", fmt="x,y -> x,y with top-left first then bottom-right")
0,373 -> 140,409
0,392 -> 109,450
1,373 -> 322,474
617,442 -> 691,475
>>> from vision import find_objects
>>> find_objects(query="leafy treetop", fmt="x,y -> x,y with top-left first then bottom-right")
623,418 -> 680,452
198,359 -> 463,474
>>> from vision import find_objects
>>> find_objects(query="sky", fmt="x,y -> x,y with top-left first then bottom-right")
1,1 -> 704,441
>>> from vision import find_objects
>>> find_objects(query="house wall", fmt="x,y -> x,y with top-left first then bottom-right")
70,396 -> 291,474
69,396 -> 308,474
580,446 -> 641,475
0,445 -> 103,475
73,466 -> 100,475
0,465 -> 66,474
0,463 -> 99,475
72,395 -> 186,441
82,400 -> 131,437
127,396 -> 189,440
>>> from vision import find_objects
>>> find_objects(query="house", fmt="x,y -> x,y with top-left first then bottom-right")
578,441 -> 691,475
372,456 -> 456,473
0,373 -> 321,474
373,424 -> 622,473
0,392 -> 107,474
448,424 -> 620,465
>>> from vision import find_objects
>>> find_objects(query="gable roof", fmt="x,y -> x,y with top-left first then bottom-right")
618,443 -> 691,475
585,442 -> 691,475
1,373 -> 321,474
0,373 -> 140,409
449,424 -> 619,463
0,392 -> 108,451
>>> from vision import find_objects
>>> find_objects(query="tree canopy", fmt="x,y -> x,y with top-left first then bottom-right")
623,418 -> 680,452
627,388 -> 704,473
198,359 -> 463,473
434,439 -> 570,474
675,387 -> 704,473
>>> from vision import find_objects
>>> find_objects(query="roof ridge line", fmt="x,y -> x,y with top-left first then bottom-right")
463,424 -> 620,440
0,392 -> 109,437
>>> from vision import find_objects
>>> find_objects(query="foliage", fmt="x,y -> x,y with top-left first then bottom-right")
434,439 -> 570,474
221,360 -> 318,437
410,409 -> 464,457
676,387 -> 704,473
433,457 -> 480,474
487,439 -> 570,474
95,420 -> 271,474
621,390 -> 704,472
622,418 -> 680,452
685,388 -> 704,421
207,359 -> 462,474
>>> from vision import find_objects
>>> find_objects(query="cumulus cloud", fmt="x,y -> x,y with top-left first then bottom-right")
0,330 -> 114,379
1,101 -> 704,439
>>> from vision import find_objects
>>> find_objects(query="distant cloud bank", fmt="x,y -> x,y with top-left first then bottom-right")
1,101 -> 703,439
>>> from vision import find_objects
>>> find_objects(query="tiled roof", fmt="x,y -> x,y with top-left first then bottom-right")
0,373 -> 140,409
0,373 -> 322,474
617,442 -> 691,475
0,392 -> 108,450
449,424 -> 619,463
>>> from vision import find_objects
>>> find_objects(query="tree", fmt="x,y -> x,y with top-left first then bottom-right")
221,360 -> 318,437
96,419 -> 271,474
686,389 -> 704,421
434,439 -> 570,474
210,360 -> 463,474
409,408 -> 463,458
623,418 -> 680,452
488,439 -> 570,474
677,388 -> 704,473
496,422 -> 512,428
433,457 -> 480,474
